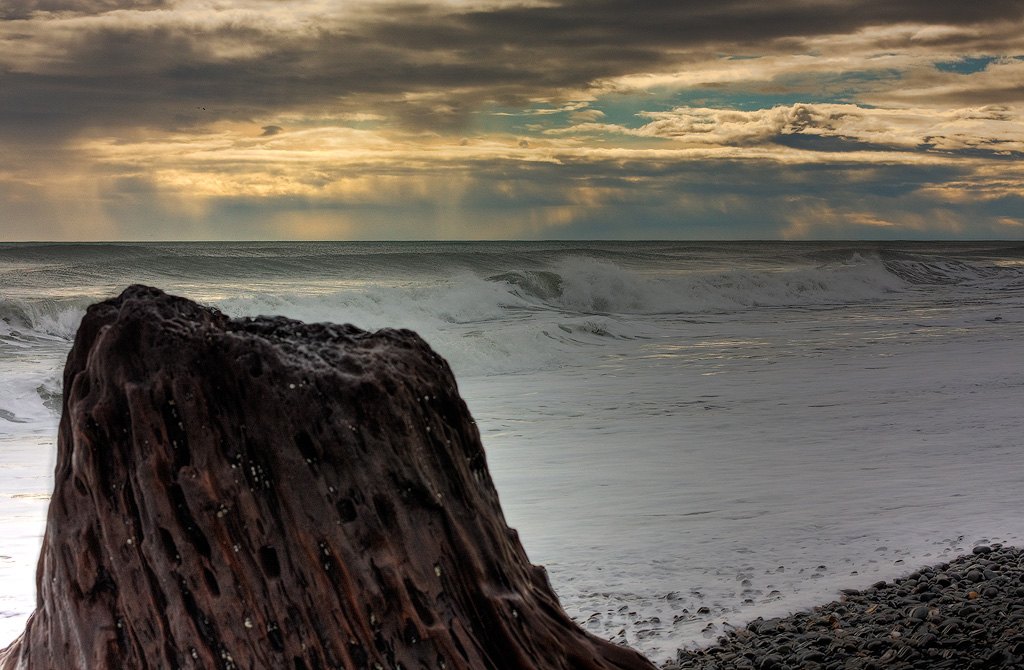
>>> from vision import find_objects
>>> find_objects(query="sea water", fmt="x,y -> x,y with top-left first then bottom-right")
2,241 -> 1024,663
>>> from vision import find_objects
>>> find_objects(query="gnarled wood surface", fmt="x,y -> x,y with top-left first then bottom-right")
1,285 -> 656,670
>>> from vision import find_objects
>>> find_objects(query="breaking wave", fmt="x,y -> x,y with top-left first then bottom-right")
0,297 -> 92,340
489,255 -> 908,315
5,250 -> 1024,345
3,242 -> 1024,383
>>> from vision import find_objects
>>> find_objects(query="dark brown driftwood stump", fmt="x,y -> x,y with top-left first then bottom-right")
0,285 -> 655,670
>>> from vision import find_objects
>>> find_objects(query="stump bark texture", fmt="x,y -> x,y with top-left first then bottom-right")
0,285 -> 655,670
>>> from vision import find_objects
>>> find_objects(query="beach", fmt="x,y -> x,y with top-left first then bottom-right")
669,544 -> 1024,669
2,241 -> 1024,664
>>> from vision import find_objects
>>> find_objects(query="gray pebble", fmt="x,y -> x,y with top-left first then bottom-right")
908,606 -> 929,621
671,546 -> 1024,670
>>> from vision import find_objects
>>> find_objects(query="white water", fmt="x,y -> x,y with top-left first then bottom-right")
2,242 -> 1024,663
468,303 -> 1024,661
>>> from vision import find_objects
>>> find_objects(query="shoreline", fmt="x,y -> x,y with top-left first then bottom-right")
664,544 -> 1024,669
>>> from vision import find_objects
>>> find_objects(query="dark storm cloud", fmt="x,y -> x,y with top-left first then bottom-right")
2,0 -> 1022,141
0,0 -> 169,20
2,0 -> 1022,241
0,13 -> 564,137
449,0 -> 1023,50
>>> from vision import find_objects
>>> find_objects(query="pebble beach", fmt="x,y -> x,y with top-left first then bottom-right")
668,544 -> 1024,670
4,242 -> 1024,661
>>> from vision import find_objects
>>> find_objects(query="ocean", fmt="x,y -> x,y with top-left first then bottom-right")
2,240 -> 1024,664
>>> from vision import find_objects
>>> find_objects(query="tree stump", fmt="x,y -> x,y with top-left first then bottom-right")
0,285 -> 656,670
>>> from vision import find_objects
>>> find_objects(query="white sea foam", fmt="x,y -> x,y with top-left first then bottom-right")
2,242 -> 1024,663
466,301 -> 1024,661
538,254 -> 908,314
0,297 -> 89,341
0,373 -> 61,435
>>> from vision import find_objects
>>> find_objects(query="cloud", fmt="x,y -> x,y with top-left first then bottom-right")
8,115 -> 1004,241
570,108 -> 605,122
1,0 -> 1023,240
2,0 -> 1021,141
870,57 -> 1024,106
0,0 -> 168,20
551,103 -> 1024,161
6,140 -> 1021,240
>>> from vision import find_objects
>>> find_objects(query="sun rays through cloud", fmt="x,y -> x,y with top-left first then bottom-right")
1,0 -> 1022,239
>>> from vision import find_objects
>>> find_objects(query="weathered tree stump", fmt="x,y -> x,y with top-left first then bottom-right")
1,285 -> 656,670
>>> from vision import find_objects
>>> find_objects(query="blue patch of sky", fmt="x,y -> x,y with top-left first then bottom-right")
479,67 -> 908,136
605,77 -> 880,120
589,69 -> 902,128
586,95 -> 666,127
667,88 -> 828,112
476,98 -> 658,135
764,69 -> 901,104
934,56 -> 999,74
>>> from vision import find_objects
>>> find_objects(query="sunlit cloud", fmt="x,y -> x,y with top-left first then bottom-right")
871,57 -> 1024,106
1,0 -> 1023,239
552,103 -> 1024,158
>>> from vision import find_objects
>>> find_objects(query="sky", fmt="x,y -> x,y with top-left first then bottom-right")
0,0 -> 1023,241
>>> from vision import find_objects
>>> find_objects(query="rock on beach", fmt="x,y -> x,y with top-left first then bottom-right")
0,285 -> 655,670
669,544 -> 1024,670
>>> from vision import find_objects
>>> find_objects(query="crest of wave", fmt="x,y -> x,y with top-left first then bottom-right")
548,255 -> 907,315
